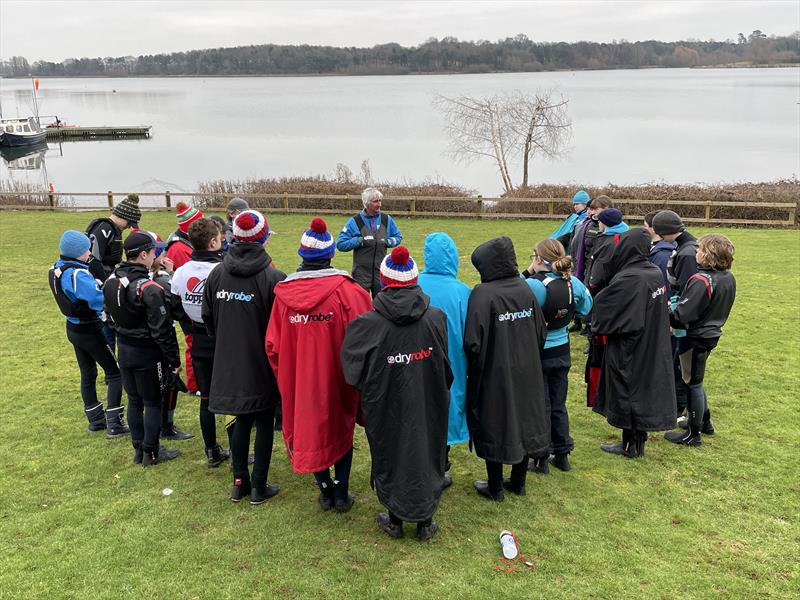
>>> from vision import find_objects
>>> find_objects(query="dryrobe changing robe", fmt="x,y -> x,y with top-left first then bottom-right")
591,228 -> 676,431
341,285 -> 452,522
418,232 -> 471,445
266,269 -> 373,473
464,237 -> 549,464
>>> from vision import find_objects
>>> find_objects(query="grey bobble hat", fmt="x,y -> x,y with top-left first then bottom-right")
226,197 -> 249,212
112,194 -> 142,228
652,210 -> 685,236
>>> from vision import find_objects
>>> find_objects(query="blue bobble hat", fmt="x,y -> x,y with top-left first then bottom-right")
572,190 -> 590,205
59,230 -> 91,259
597,208 -> 623,227
298,217 -> 335,261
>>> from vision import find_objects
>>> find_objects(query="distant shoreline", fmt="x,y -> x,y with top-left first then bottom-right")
2,63 -> 797,80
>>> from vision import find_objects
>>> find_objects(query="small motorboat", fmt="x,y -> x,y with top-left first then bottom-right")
0,117 -> 48,147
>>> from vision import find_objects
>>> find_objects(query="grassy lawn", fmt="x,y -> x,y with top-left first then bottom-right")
0,210 -> 798,599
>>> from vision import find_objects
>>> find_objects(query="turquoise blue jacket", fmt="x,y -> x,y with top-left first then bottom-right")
550,210 -> 588,241
417,233 -> 471,445
526,273 -> 593,349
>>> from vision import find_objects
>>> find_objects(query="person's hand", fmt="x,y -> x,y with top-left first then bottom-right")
361,236 -> 376,248
160,256 -> 174,274
172,366 -> 181,375
526,259 -> 537,275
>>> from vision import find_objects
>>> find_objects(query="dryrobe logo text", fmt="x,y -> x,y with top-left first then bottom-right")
651,285 -> 667,299
216,289 -> 254,302
288,312 -> 334,324
497,308 -> 533,322
386,347 -> 433,365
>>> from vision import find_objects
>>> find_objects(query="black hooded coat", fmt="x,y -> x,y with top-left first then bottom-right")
464,237 -> 549,463
201,243 -> 286,415
591,229 -> 676,431
341,285 -> 452,522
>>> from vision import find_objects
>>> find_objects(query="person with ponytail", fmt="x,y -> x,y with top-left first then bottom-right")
522,240 -> 593,472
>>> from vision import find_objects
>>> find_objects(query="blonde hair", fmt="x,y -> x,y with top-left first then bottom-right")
697,234 -> 735,270
535,239 -> 573,280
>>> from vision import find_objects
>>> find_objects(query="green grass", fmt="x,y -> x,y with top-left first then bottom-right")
1,211 -> 798,599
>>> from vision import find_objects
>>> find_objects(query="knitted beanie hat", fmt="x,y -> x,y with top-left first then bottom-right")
298,217 -> 335,261
233,210 -> 269,245
59,230 -> 91,259
175,202 -> 204,233
380,246 -> 419,288
112,194 -> 141,227
652,210 -> 685,236
597,208 -> 623,227
572,190 -> 590,205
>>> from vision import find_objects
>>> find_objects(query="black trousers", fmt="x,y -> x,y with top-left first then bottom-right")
192,355 -> 218,450
679,345 -> 712,432
230,407 -> 276,487
672,337 -> 689,414
313,447 -> 354,494
541,346 -> 574,456
486,458 -> 529,493
118,343 -> 162,452
66,325 -> 122,413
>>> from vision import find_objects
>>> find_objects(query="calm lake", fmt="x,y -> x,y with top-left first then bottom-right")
1,68 -> 798,198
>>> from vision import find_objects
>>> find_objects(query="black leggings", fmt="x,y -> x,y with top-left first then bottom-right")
679,346 -> 712,432
486,458 -> 529,493
541,348 -> 574,456
313,447 -> 354,494
67,326 -> 122,413
118,343 -> 162,452
230,407 -> 276,487
192,355 -> 218,449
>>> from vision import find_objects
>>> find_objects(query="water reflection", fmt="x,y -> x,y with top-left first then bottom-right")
0,142 -> 48,170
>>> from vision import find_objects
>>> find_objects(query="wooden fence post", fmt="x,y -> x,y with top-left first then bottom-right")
789,201 -> 798,226
477,196 -> 483,218
165,191 -> 171,209
410,196 -> 416,216
704,200 -> 711,223
107,191 -> 113,208
283,192 -> 289,211
223,193 -> 230,210
548,200 -> 554,216
344,194 -> 350,213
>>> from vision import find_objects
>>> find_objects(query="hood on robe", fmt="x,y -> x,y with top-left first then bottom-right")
423,232 -> 459,278
611,228 -> 651,273
373,285 -> 429,325
224,243 -> 270,276
471,237 -> 519,283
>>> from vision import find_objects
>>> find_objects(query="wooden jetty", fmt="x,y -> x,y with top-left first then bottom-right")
46,125 -> 151,140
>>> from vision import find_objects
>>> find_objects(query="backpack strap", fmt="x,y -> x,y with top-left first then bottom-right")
380,212 -> 388,230
689,273 -> 713,299
353,213 -> 366,231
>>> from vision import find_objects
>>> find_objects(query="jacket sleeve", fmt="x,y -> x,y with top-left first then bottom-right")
588,238 -> 613,293
463,292 -> 484,359
336,217 -> 362,252
201,271 -> 216,336
525,278 -> 547,308
265,299 -> 282,374
385,215 -> 402,248
549,214 -> 578,241
673,252 -> 698,292
340,316 -> 373,389
72,269 -> 105,314
651,250 -> 670,284
142,284 -> 181,368
571,277 -> 593,318
591,276 -> 644,336
671,276 -> 709,329
89,223 -> 111,263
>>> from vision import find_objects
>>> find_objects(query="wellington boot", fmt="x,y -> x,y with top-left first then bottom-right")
600,440 -> 640,458
417,521 -> 439,541
473,480 -> 504,502
376,513 -> 403,539
230,477 -> 252,503
664,431 -> 702,446
85,403 -> 107,432
502,478 -> 526,496
550,453 -> 572,472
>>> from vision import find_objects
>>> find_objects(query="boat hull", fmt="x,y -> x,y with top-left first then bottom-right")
0,131 -> 48,147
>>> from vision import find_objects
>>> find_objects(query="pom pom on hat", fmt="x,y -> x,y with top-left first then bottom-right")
112,194 -> 142,227
298,217 -> 335,261
176,201 -> 204,233
380,245 -> 418,288
59,230 -> 91,259
233,210 -> 270,245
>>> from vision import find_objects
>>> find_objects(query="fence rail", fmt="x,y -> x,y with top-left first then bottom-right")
0,191 -> 796,226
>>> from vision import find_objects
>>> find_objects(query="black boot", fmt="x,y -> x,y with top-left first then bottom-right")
161,424 -> 194,441
502,478 -> 526,496
637,432 -> 648,458
231,476 -> 251,503
333,481 -> 354,513
550,453 -> 572,472
417,521 -> 439,541
376,513 -> 403,538
132,440 -> 143,465
317,480 -> 335,511
141,445 -> 181,467
664,430 -> 702,446
85,403 -> 106,432
600,430 -> 640,458
250,482 -> 280,505
473,480 -> 504,501
106,407 -> 130,438
441,473 -> 453,490
206,445 -> 230,468
528,456 -> 550,474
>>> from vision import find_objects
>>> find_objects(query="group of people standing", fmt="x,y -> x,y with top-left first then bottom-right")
49,187 -> 736,540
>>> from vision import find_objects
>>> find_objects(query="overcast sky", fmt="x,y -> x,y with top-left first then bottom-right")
2,0 -> 798,62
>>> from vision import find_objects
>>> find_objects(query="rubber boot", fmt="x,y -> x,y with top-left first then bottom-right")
206,444 -> 230,468
333,480 -> 354,513
666,385 -> 704,446
85,403 -> 107,432
317,479 -> 335,511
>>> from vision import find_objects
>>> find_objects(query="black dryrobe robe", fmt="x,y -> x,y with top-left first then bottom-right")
341,285 -> 452,522
464,237 -> 549,464
591,228 -> 676,431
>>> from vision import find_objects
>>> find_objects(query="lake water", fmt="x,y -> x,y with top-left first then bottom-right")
1,68 -> 798,198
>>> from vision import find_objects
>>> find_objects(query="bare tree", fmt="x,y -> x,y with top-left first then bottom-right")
434,90 -> 572,193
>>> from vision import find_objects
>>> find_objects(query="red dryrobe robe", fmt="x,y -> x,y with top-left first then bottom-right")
266,269 -> 372,473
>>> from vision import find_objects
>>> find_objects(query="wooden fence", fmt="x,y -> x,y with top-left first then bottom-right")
0,191 -> 796,226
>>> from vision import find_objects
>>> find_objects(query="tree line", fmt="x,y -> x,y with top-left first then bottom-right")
2,31 -> 798,77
